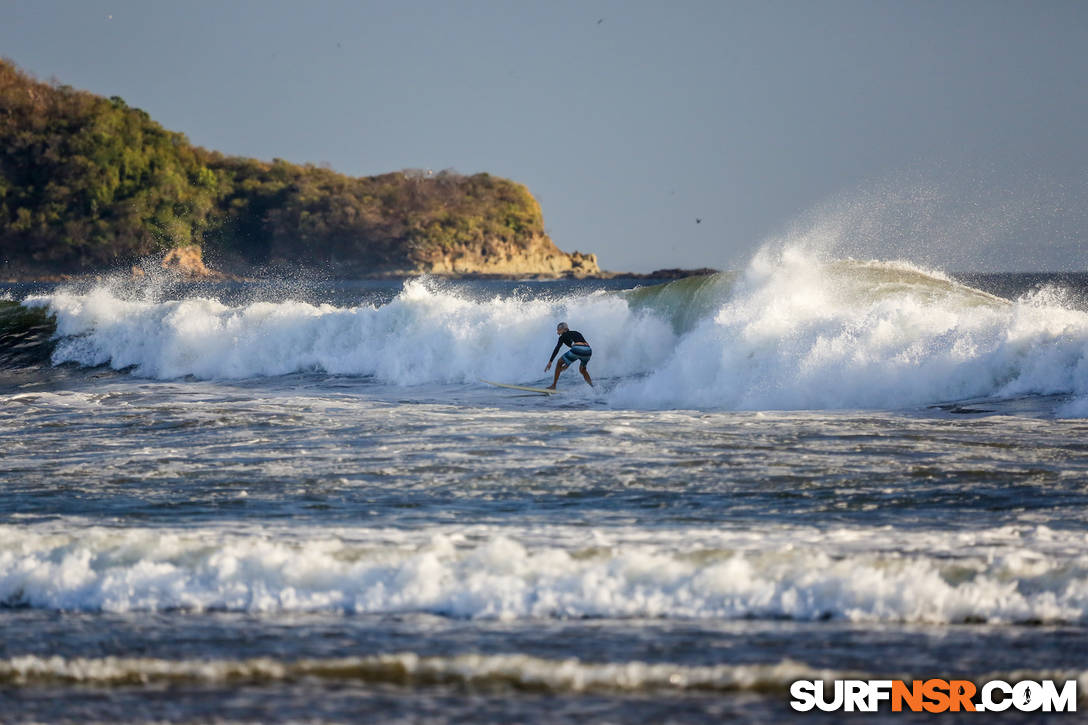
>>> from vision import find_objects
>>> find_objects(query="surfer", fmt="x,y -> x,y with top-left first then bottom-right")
545,322 -> 593,389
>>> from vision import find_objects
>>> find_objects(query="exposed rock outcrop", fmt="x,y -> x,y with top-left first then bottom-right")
410,235 -> 599,278
132,245 -> 223,280
160,245 -> 221,278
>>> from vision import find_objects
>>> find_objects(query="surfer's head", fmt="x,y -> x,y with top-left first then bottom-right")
556,322 -> 568,334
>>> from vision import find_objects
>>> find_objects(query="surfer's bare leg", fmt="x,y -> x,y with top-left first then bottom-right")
579,364 -> 593,387
548,360 -> 568,389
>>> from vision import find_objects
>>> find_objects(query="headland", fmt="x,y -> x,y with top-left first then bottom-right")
1,59 -> 643,282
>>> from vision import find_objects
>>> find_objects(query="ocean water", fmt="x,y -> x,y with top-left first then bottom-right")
2,251 -> 1088,723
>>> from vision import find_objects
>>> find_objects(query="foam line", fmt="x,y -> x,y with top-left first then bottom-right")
2,524 -> 1085,622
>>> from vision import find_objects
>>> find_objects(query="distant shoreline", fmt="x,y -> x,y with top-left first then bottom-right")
0,267 -> 722,285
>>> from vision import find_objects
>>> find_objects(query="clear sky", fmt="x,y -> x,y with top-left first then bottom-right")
3,0 -> 1087,272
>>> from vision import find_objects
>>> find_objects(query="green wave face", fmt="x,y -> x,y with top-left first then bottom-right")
619,261 -> 1007,338
0,301 -> 56,369
621,272 -> 740,335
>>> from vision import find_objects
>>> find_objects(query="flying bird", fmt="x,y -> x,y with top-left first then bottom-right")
696,218 -> 702,224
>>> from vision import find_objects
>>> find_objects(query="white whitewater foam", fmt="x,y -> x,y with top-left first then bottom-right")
24,250 -> 1088,412
2,523 -> 1085,623
27,279 -> 673,384
612,249 -> 1088,410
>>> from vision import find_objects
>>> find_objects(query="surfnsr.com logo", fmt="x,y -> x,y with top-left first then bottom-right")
790,679 -> 1078,713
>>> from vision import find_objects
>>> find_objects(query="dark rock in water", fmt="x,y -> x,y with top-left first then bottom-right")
929,402 -> 996,415
620,268 -> 720,280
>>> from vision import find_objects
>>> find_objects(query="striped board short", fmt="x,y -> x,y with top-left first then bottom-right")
562,345 -> 592,365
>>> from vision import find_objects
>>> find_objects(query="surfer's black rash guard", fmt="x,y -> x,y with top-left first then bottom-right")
550,330 -> 589,363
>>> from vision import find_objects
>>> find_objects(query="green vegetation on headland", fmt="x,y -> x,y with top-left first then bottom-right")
0,59 -> 598,279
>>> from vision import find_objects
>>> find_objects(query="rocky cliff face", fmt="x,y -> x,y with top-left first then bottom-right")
127,237 -> 599,281
410,234 -> 599,277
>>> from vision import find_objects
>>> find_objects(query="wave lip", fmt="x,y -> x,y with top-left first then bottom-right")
3,525 -> 1086,624
611,253 -> 1088,411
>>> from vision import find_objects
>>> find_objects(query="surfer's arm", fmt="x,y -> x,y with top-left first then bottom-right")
546,340 -> 563,369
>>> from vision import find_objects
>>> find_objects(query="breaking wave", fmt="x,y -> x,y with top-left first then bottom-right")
11,246 -> 1088,412
2,524 -> 1086,623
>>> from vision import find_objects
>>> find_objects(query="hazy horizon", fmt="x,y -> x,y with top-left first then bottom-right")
3,0 -> 1087,273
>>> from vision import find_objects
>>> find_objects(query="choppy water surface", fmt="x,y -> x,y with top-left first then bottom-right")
3,256 -> 1088,723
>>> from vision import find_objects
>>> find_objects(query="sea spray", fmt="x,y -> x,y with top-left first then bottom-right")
611,248 -> 1088,410
20,251 -> 1088,412
25,279 -> 674,384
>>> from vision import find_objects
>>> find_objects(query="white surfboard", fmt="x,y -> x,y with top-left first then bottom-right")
479,379 -> 559,395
